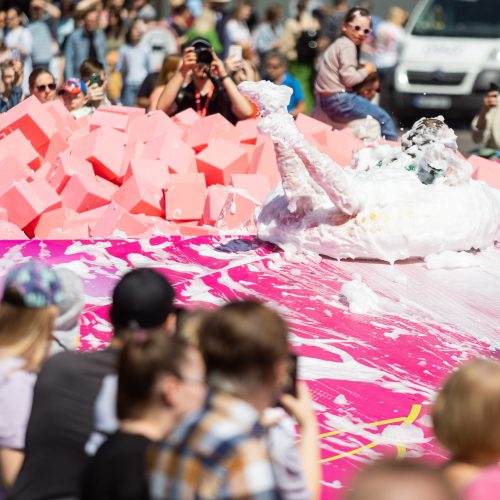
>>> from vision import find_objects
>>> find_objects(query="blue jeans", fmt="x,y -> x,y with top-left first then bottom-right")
121,84 -> 140,107
319,91 -> 398,141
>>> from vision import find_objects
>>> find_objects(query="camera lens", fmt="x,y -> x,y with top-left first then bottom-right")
191,38 -> 213,66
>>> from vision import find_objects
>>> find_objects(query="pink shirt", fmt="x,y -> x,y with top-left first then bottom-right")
315,36 -> 369,94
463,465 -> 500,500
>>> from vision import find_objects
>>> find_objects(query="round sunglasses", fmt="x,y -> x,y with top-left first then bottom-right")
349,24 -> 372,35
36,83 -> 57,92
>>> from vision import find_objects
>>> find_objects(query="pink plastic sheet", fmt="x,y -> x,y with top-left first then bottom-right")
1,237 -> 499,499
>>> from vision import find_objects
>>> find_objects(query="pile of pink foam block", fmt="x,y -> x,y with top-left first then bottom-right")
0,96 -> 498,240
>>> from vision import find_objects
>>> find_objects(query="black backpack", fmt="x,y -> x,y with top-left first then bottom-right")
296,30 -> 319,64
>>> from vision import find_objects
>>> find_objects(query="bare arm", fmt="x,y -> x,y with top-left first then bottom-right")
0,448 -> 24,489
280,382 -> 321,500
290,101 -> 306,118
211,52 -> 253,120
155,48 -> 195,113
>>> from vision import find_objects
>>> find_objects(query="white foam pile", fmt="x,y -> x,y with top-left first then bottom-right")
238,81 -> 500,263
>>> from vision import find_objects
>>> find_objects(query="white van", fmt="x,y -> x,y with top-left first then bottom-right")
393,0 -> 500,120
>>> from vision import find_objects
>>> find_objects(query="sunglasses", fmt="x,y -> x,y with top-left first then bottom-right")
36,83 -> 56,92
349,24 -> 372,35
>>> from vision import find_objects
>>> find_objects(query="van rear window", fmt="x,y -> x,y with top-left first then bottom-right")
412,0 -> 500,38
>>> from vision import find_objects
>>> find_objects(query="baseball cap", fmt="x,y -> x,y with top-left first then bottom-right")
57,78 -> 87,96
109,268 -> 175,330
2,260 -> 63,309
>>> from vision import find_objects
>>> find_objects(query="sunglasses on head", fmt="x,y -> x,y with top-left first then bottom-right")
350,24 -> 371,35
36,83 -> 56,92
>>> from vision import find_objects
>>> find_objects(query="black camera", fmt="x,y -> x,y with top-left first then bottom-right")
191,38 -> 213,66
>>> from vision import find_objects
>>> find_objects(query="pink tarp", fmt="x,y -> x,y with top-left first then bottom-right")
1,236 -> 499,499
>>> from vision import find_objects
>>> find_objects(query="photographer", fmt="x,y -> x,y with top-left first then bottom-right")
471,83 -> 500,157
155,39 -> 253,124
79,59 -> 111,113
0,59 -> 23,112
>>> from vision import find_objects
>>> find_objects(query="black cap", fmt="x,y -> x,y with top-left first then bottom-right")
109,268 -> 175,330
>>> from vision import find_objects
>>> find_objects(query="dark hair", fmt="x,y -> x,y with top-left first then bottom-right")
347,460 -> 457,500
172,4 -> 189,16
344,6 -> 372,25
265,4 -> 282,24
265,50 -> 288,68
117,334 -> 188,420
125,18 -> 142,44
80,59 -> 104,82
28,67 -> 54,90
6,6 -> 22,17
199,301 -> 289,391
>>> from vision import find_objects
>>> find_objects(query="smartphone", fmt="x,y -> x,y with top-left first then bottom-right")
282,352 -> 298,398
228,44 -> 243,62
89,73 -> 103,86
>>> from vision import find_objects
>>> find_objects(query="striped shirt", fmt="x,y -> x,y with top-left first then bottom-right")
149,391 -> 281,499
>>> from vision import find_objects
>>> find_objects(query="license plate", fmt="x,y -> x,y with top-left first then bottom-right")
413,95 -> 452,109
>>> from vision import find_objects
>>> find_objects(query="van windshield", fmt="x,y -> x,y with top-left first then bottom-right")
412,0 -> 500,38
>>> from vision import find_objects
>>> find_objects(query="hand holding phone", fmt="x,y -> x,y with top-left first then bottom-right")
228,44 -> 243,62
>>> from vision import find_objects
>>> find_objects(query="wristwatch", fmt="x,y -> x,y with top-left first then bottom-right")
220,74 -> 231,82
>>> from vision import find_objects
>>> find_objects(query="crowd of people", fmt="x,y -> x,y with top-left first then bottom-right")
0,259 -> 498,500
0,0 -> 497,151
0,0 -> 410,138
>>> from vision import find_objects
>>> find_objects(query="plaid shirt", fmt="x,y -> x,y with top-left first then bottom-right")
149,391 -> 281,499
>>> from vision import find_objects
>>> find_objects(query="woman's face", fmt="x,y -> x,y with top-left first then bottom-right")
343,15 -> 372,46
31,73 -> 57,103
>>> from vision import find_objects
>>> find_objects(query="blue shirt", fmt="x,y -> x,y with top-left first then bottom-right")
280,72 -> 304,113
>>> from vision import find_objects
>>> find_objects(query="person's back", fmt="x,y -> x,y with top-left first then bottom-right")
149,301 -> 290,499
10,348 -> 117,500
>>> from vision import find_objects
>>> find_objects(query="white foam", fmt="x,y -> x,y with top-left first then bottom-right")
238,81 -> 500,263
424,250 -> 480,270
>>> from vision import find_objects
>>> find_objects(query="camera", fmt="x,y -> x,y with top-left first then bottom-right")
191,38 -> 213,66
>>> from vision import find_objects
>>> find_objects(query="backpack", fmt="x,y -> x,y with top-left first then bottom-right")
296,29 -> 319,64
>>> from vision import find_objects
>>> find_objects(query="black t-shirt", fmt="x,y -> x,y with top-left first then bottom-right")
10,348 -> 118,500
175,81 -> 238,124
81,431 -> 153,500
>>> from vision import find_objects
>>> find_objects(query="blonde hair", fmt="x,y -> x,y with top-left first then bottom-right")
0,303 -> 58,371
432,358 -> 500,462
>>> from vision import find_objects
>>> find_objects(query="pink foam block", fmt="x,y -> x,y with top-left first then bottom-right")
0,177 -> 61,228
203,184 -> 231,224
165,174 -> 206,221
112,176 -> 164,217
296,113 -> 332,146
172,107 -> 201,129
142,134 -> 195,175
0,156 -> 33,194
186,113 -> 239,152
470,155 -> 500,189
128,111 -> 183,144
0,129 -> 41,170
47,152 -> 95,194
46,224 -> 90,239
1,96 -> 57,149
60,173 -> 111,212
27,207 -> 78,239
248,136 -> 281,186
124,158 -> 170,189
0,220 -> 28,239
119,141 -> 145,183
70,205 -> 109,226
43,100 -> 75,135
90,202 -> 151,237
196,138 -> 249,186
321,130 -> 358,166
135,214 -> 180,235
230,174 -> 271,204
70,127 -> 125,182
89,108 -> 130,133
0,207 -> 7,220
33,161 -> 52,181
39,132 -> 70,163
96,176 -> 119,198
174,221 -> 218,236
99,105 -> 145,117
236,118 -> 259,144
216,192 -> 256,230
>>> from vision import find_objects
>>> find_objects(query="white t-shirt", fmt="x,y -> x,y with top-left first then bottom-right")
374,21 -> 405,69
